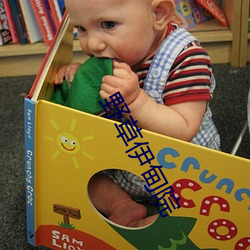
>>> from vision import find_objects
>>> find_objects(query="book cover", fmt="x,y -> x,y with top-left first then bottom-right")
175,0 -> 213,28
25,101 -> 250,250
27,13 -> 73,102
9,0 -> 28,44
196,0 -> 228,27
0,0 -> 12,45
25,13 -> 250,250
248,16 -> 250,32
19,0 -> 43,43
2,0 -> 19,43
30,0 -> 55,45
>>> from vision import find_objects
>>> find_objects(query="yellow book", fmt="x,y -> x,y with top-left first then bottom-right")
25,14 -> 250,250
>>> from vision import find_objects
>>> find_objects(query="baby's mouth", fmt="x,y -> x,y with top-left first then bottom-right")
113,58 -> 123,63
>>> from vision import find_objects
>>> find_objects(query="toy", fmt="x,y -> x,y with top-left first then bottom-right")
51,57 -> 113,114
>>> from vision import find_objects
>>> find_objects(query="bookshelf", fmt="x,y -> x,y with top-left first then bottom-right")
0,40 -> 88,77
0,0 -> 246,77
190,0 -> 242,67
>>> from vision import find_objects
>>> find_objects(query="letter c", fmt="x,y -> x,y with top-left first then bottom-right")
157,148 -> 180,169
235,237 -> 250,250
200,196 -> 230,216
172,178 -> 202,208
234,188 -> 250,210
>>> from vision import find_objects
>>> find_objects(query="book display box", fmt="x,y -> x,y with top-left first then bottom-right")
24,15 -> 250,250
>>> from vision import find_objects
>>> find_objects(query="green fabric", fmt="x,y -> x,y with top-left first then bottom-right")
51,57 -> 113,114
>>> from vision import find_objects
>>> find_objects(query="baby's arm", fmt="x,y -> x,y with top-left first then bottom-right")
101,61 -> 206,142
54,62 -> 81,84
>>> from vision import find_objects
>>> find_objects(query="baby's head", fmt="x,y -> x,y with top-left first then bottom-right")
65,0 -> 175,68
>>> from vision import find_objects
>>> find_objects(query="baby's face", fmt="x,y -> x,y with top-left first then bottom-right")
65,0 -> 158,68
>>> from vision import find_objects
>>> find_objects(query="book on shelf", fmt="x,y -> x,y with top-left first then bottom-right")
0,0 -> 12,45
48,0 -> 62,30
25,13 -> 250,250
196,0 -> 228,27
43,0 -> 57,34
30,0 -> 55,45
248,15 -> 250,32
175,0 -> 213,29
19,0 -> 43,43
9,0 -> 28,44
56,0 -> 65,17
2,0 -> 19,43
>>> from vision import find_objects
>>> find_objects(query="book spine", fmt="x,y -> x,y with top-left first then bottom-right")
53,0 -> 62,22
30,0 -> 54,45
43,0 -> 56,34
2,0 -> 19,43
48,0 -> 60,30
9,0 -> 28,44
24,98 -> 36,246
0,0 -> 12,45
56,0 -> 65,16
19,0 -> 43,43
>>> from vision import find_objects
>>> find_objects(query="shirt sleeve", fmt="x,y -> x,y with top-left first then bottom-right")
162,41 -> 213,106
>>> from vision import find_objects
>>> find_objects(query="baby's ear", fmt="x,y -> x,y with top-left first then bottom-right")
152,0 -> 175,30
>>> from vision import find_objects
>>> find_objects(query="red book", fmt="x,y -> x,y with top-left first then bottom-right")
2,0 -> 19,43
196,0 -> 228,27
30,0 -> 55,45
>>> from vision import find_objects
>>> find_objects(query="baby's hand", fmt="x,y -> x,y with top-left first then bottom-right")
55,62 -> 81,85
100,61 -> 140,105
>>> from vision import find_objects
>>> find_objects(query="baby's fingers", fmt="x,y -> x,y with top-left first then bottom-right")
55,62 -> 81,84
113,60 -> 131,70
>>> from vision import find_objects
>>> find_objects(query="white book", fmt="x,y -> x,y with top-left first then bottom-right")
19,0 -> 43,43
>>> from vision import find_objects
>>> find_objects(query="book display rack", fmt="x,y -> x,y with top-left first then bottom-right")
0,0 -> 249,77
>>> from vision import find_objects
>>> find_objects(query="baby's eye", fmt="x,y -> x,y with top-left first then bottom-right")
101,21 -> 116,30
76,26 -> 86,32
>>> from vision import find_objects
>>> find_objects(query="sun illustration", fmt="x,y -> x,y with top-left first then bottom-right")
44,118 -> 95,168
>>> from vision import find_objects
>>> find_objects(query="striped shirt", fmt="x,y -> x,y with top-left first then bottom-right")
137,22 -> 212,106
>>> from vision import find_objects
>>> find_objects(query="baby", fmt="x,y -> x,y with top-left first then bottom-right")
55,0 -> 220,227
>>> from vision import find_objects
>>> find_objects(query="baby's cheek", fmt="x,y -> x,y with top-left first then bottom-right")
116,47 -> 145,67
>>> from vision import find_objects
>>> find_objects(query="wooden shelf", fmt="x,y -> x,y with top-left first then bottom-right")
237,0 -> 250,66
0,39 -> 82,57
248,32 -> 250,61
245,0 -> 250,63
0,40 -> 86,77
188,19 -> 234,65
190,18 -> 232,42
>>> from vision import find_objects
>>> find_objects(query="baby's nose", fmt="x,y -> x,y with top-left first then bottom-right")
88,35 -> 106,53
